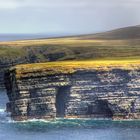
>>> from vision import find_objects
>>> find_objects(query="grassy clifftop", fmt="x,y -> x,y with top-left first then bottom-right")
11,60 -> 140,78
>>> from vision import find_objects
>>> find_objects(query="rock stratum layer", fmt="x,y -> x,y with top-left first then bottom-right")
4,61 -> 140,121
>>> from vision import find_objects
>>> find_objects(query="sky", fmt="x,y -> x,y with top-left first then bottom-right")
0,0 -> 140,35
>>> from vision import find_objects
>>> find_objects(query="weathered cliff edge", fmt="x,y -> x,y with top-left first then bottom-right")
4,61 -> 140,121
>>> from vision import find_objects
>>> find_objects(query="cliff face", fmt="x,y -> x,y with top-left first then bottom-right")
4,61 -> 140,121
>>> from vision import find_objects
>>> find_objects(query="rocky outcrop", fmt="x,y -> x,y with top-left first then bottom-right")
4,61 -> 140,121
0,45 -> 69,89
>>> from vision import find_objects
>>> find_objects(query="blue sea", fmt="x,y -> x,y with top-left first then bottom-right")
0,34 -> 53,42
0,90 -> 140,140
0,34 -> 72,42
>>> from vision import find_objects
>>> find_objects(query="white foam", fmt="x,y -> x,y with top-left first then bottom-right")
14,118 -> 53,123
0,108 -> 12,123
0,108 -> 5,113
11,117 -> 112,124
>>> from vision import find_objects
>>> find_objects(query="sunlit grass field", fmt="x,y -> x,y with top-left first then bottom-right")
0,37 -> 140,61
13,60 -> 140,78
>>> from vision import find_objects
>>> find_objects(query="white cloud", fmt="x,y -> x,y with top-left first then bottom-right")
0,0 -> 139,33
22,0 -> 88,9
0,0 -> 87,9
0,0 -> 20,9
0,0 -> 140,10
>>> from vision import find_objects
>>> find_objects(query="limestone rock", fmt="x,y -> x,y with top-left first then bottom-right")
4,66 -> 140,121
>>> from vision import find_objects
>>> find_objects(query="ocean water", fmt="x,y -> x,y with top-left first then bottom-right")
0,34 -> 70,42
0,90 -> 140,140
0,34 -> 52,42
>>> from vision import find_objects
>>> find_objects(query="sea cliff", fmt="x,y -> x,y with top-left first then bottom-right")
4,61 -> 140,121
1,32 -> 140,89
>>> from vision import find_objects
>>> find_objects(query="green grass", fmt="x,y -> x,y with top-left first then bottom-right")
0,46 -> 27,59
0,37 -> 140,62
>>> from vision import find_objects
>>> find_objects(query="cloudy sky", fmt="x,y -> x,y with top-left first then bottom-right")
0,0 -> 140,34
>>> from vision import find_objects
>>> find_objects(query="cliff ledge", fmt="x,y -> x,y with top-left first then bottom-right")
4,60 -> 140,121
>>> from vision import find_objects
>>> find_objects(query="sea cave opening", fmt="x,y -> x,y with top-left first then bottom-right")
96,100 -> 113,118
87,100 -> 113,118
56,86 -> 70,118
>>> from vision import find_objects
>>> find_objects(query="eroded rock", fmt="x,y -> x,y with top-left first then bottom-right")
4,62 -> 140,121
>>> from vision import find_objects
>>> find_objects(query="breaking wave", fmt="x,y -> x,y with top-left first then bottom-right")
0,108 -> 12,123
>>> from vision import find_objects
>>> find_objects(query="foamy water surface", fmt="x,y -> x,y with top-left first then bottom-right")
0,90 -> 140,140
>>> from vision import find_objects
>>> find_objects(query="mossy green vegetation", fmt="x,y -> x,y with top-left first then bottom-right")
1,26 -> 140,65
0,38 -> 140,61
0,46 -> 26,59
